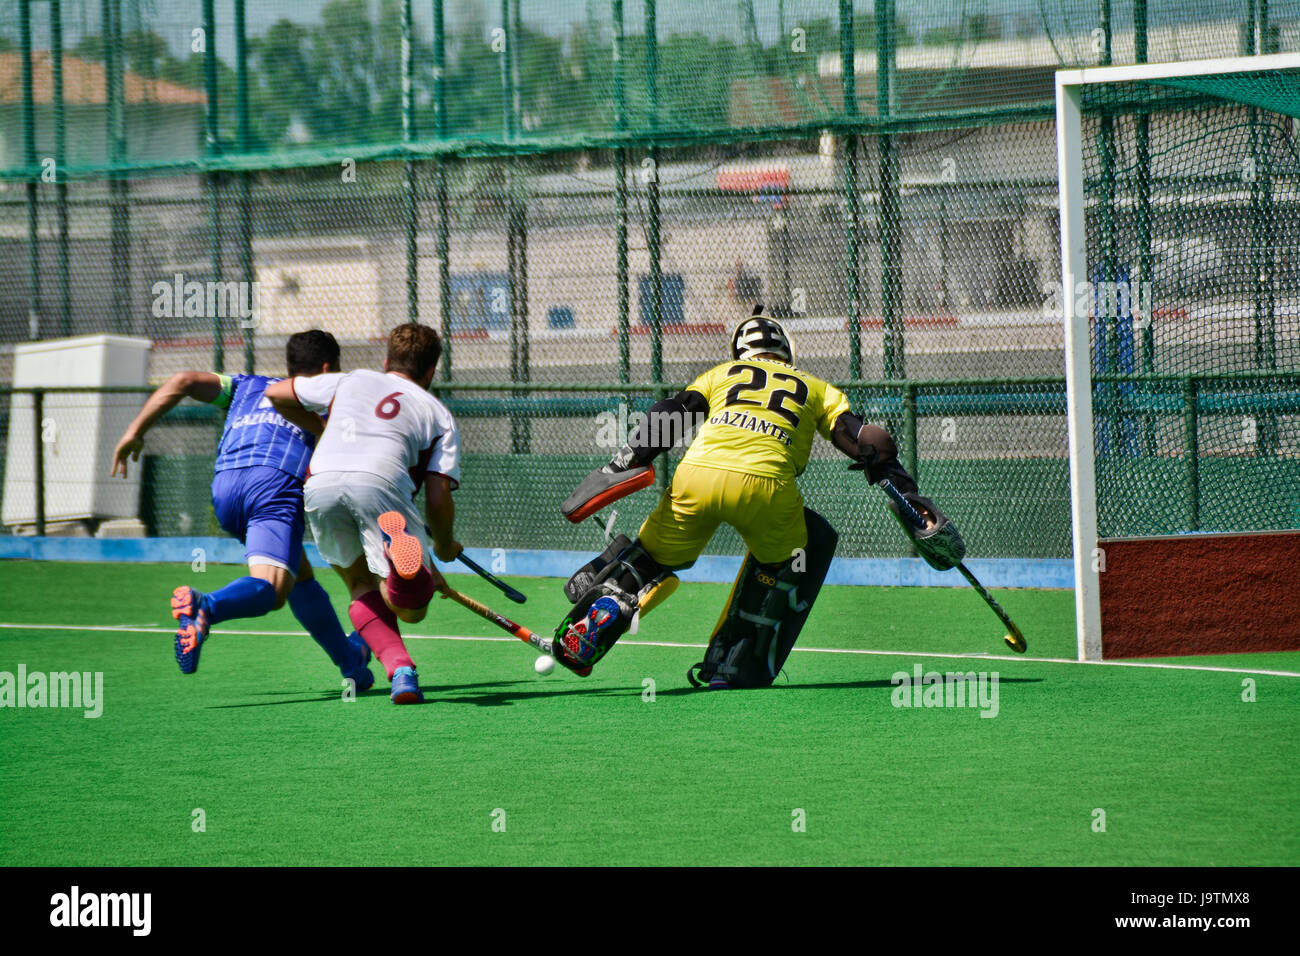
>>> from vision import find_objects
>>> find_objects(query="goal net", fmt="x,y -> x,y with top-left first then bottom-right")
1057,54 -> 1300,661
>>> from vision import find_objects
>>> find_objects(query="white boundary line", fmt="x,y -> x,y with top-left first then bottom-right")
3,622 -> 1298,678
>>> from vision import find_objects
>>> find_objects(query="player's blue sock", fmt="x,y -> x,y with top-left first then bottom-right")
288,578 -> 356,670
203,576 -> 277,625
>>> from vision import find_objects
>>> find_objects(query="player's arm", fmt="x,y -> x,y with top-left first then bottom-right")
263,378 -> 327,437
830,412 -> 918,494
560,387 -> 708,522
111,371 -> 224,479
424,472 -> 462,564
829,408 -> 965,568
423,418 -> 463,564
613,388 -> 710,468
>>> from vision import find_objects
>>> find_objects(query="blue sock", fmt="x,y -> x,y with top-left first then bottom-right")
203,576 -> 277,625
289,578 -> 356,671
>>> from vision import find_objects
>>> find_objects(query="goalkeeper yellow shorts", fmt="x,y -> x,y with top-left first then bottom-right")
638,461 -> 808,567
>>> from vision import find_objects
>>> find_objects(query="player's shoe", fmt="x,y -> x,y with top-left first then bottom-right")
378,511 -> 423,581
171,586 -> 211,675
342,631 -> 375,693
559,595 -> 621,665
390,665 -> 423,704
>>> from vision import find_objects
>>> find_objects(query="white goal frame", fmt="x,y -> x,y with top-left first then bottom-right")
1055,52 -> 1300,661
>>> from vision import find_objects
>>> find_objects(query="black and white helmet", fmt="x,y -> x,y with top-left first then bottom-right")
731,304 -> 793,364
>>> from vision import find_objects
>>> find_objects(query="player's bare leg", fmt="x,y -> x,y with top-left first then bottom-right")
248,562 -> 295,609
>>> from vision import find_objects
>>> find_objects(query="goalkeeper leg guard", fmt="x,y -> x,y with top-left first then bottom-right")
555,539 -> 677,670
688,508 -> 837,689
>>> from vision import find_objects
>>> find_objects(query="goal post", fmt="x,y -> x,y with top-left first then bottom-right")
1056,54 -> 1300,661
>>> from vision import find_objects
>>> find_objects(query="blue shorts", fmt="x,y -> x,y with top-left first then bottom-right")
211,465 -> 305,574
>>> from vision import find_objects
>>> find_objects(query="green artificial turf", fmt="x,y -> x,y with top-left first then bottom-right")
0,560 -> 1296,866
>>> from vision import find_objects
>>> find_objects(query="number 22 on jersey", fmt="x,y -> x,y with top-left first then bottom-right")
723,364 -> 809,428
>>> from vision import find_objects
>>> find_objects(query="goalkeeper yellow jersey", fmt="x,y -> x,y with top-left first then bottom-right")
680,358 -> 851,480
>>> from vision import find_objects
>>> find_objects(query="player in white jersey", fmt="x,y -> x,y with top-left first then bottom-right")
266,323 -> 462,704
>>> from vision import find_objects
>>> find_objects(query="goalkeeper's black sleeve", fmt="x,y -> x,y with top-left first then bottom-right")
831,412 -> 918,494
612,389 -> 710,469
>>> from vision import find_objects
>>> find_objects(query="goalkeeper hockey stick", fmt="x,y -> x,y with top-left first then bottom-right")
425,524 -> 527,604
879,479 -> 1027,654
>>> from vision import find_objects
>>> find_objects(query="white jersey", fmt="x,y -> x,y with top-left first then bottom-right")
294,369 -> 461,500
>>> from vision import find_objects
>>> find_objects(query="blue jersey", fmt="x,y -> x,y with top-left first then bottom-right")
212,374 -> 315,481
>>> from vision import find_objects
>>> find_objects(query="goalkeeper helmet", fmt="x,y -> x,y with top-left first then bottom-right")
731,304 -> 793,364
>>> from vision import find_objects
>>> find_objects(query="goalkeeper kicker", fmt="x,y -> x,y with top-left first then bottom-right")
555,306 -> 966,688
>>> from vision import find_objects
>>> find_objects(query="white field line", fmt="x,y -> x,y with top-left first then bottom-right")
3,621 -> 1300,678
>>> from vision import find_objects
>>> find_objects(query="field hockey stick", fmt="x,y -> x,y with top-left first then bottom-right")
425,524 -> 527,604
878,479 -> 1027,654
425,540 -> 591,675
441,586 -> 594,677
443,587 -> 550,654
955,564 -> 1027,653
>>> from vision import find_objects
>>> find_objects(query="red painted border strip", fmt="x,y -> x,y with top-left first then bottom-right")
1098,531 -> 1300,658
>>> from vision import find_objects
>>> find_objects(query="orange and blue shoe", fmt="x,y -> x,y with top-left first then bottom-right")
171,586 -> 211,675
377,511 -> 423,580
343,631 -> 375,693
390,665 -> 423,704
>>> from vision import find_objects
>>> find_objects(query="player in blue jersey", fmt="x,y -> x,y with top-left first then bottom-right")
111,331 -> 373,691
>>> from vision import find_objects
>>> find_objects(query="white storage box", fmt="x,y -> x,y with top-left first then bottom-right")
3,335 -> 152,530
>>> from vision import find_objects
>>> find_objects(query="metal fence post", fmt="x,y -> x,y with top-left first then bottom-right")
878,0 -> 903,382
433,0 -> 452,381
106,0 -> 128,336
501,0 -> 515,390
52,0 -> 71,338
840,0 -> 861,379
1183,376 -> 1199,530
903,380 -> 918,486
646,0 -> 663,390
1134,0 -> 1156,455
402,0 -> 419,328
236,0 -> 255,372
202,0 -> 224,372
20,0 -> 41,341
614,0 -> 630,384
33,388 -> 46,537
511,0 -> 528,394
501,0 -> 529,453
1245,0 -> 1277,454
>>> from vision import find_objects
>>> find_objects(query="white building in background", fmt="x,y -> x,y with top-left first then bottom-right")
0,51 -> 205,171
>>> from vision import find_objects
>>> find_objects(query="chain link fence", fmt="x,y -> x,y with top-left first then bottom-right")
1,1 -> 1298,560
1081,72 -> 1300,538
